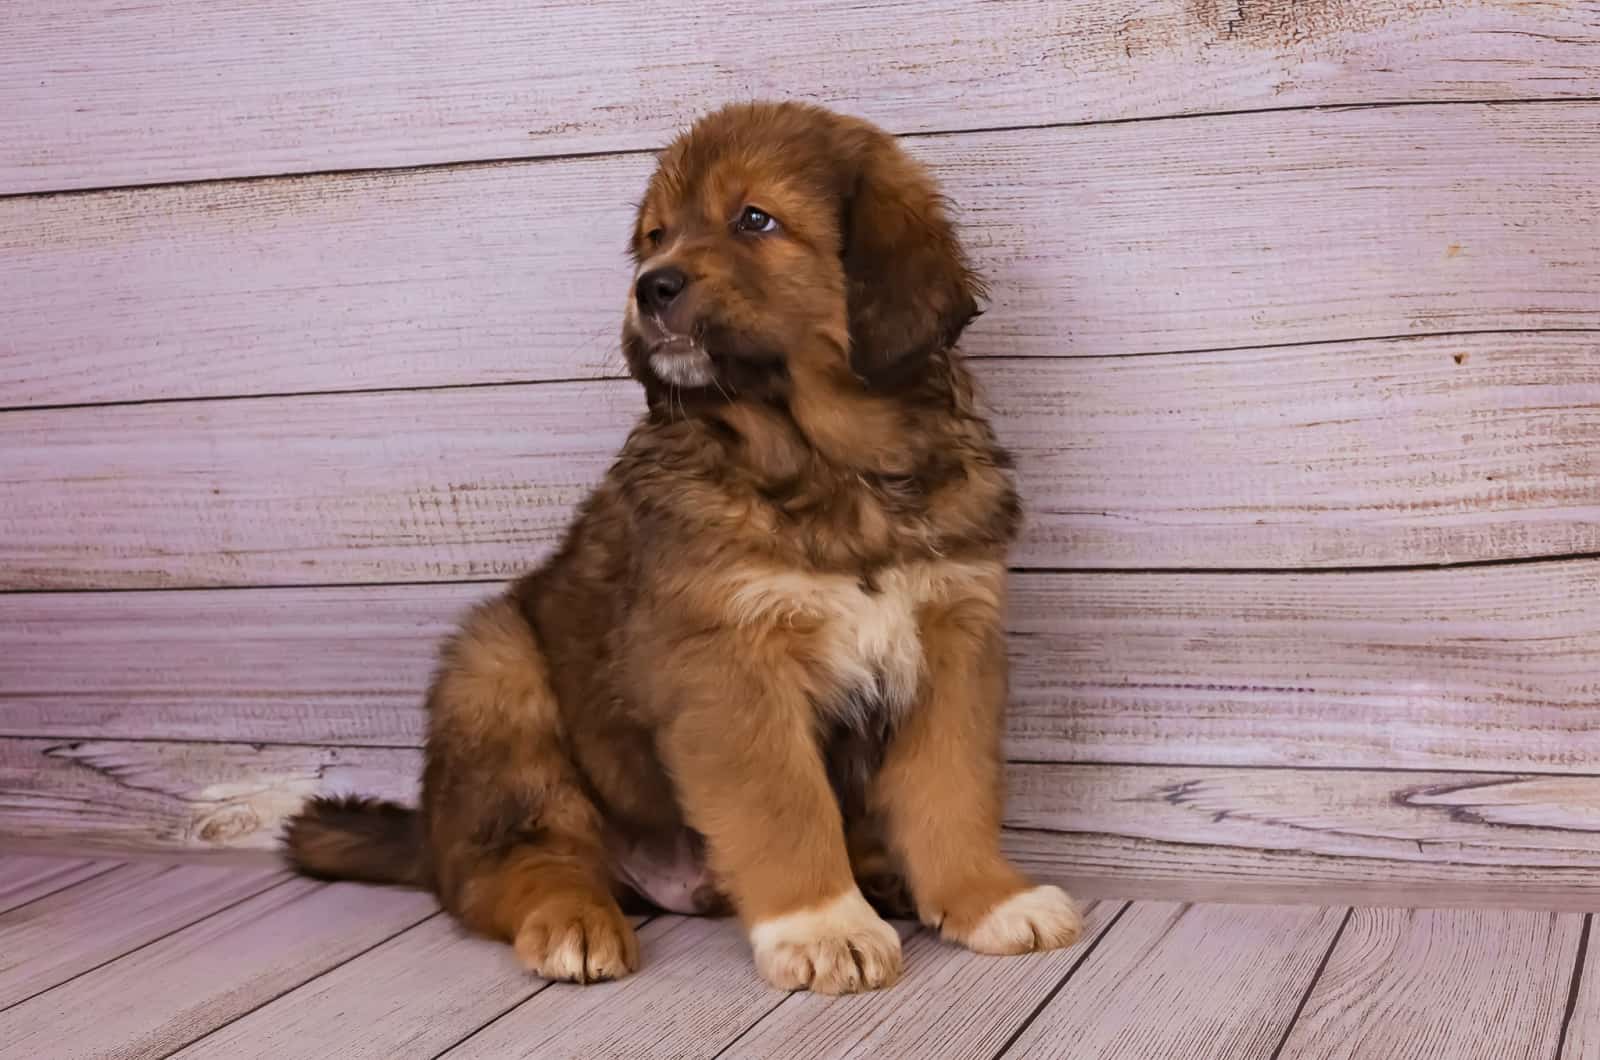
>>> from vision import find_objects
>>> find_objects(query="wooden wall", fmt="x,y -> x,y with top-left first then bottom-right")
3,1 -> 1599,905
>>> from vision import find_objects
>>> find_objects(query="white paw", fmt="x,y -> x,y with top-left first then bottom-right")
960,884 -> 1083,955
750,890 -> 902,994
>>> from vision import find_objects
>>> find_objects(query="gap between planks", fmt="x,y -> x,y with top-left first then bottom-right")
5,324 -> 1595,419
3,95 -> 1595,204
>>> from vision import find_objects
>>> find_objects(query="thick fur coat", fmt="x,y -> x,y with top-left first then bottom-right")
285,101 -> 1081,994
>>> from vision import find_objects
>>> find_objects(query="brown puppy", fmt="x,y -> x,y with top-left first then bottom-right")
285,101 -> 1082,994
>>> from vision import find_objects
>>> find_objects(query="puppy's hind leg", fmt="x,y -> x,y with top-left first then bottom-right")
423,598 -> 639,984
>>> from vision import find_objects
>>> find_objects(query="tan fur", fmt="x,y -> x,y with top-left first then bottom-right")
283,101 -> 1077,993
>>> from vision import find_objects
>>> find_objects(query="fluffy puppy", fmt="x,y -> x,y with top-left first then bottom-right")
285,101 -> 1081,994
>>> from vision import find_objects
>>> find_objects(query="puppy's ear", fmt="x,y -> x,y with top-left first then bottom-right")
841,138 -> 982,389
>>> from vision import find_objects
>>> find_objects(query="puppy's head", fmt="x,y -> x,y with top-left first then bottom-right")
622,102 -> 980,405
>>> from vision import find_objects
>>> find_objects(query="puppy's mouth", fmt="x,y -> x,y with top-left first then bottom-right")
647,337 -> 716,389
636,314 -> 718,389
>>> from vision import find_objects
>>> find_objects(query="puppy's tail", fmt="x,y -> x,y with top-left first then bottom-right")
283,795 -> 427,887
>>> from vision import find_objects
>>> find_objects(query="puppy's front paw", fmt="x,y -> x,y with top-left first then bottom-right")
750,891 -> 902,994
514,894 -> 640,983
945,884 -> 1083,955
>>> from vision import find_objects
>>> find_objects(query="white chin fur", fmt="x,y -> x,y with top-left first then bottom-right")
650,349 -> 715,388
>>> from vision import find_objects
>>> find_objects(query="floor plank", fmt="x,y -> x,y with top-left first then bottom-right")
172,913 -> 645,1060
1278,907 -> 1584,1059
0,854 -> 113,915
0,878 -> 434,1060
722,902 -> 1122,1060
0,861 -> 283,1009
1561,917 -> 1597,1059
1001,902 -> 1346,1059
443,916 -> 798,1059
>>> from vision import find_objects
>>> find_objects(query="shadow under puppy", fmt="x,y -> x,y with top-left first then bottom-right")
285,100 -> 1082,994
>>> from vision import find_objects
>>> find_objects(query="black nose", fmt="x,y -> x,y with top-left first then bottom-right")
635,267 -> 688,314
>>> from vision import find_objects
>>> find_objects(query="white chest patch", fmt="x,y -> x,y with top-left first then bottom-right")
721,559 -> 1003,718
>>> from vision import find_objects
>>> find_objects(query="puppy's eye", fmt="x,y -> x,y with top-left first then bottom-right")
645,228 -> 665,248
735,206 -> 778,234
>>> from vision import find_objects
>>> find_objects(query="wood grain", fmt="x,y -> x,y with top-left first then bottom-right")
443,916 -> 784,1059
0,738 -> 420,854
0,855 -> 114,915
5,559 -> 1597,774
169,913 -> 516,1060
1561,919 -> 1598,1060
0,878 -> 434,1060
1278,908 -> 1583,1059
1008,764 -> 1600,871
1002,901 -> 1345,1059
170,912 -> 647,1060
722,902 -> 1122,1060
1005,560 -> 1600,773
6,104 -> 1600,407
0,582 -> 479,745
5,1 -> 1596,194
0,862 -> 284,1009
4,333 -> 1597,589
7,738 -> 1600,900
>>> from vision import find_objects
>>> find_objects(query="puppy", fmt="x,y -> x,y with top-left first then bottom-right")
285,101 -> 1082,994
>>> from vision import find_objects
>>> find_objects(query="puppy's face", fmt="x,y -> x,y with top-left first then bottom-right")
622,103 -> 979,405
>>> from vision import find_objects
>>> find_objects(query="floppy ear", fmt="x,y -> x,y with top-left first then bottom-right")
841,138 -> 982,389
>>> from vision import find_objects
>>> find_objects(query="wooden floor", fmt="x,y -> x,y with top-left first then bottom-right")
0,855 -> 1592,1059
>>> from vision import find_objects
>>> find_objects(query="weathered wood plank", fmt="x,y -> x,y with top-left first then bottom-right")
0,855 -> 114,915
0,739 -> 420,854
1278,908 -> 1583,1059
173,915 -> 520,1059
6,104 -> 1600,406
0,878 -> 434,1060
1561,919 -> 1598,1059
722,902 -> 1121,1060
6,739 -> 1600,902
0,862 -> 284,1009
1005,560 -> 1600,774
6,1 -> 1596,194
171,912 -> 650,1060
5,559 -> 1597,774
1002,902 -> 1345,1059
443,916 -> 783,1059
0,583 -> 478,746
4,334 -> 1596,589
1008,764 -> 1600,871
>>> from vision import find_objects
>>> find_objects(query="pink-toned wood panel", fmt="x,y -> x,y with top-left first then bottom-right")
5,104 -> 1599,407
1562,920 -> 1600,1059
0,878 -> 436,1060
1278,908 -> 1583,1059
442,916 -> 786,1060
0,862 -> 285,1009
167,913 -> 514,1060
0,738 -> 420,854
0,855 -> 115,915
5,1 -> 1596,194
1001,902 -> 1345,1059
3,333 -> 1595,589
6,739 -> 1600,901
1008,765 -> 1600,870
3,560 -> 1595,774
722,902 -> 1122,1060
1005,559 -> 1600,773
